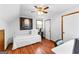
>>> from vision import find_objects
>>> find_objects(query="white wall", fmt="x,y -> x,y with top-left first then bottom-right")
10,5 -> 38,33
51,17 -> 61,41
0,4 -> 20,49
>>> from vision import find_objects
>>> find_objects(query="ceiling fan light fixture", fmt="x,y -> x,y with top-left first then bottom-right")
37,11 -> 44,15
33,5 -> 49,15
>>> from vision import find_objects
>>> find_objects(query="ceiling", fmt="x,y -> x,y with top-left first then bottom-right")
0,4 -> 79,23
20,4 -> 79,19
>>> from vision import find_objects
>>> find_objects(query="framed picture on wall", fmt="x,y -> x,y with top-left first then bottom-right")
36,20 -> 43,29
20,17 -> 33,30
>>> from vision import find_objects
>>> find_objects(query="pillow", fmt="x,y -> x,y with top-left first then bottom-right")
13,30 -> 31,37
31,29 -> 39,35
56,39 -> 63,46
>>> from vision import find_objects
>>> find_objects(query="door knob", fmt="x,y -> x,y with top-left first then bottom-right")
63,32 -> 65,34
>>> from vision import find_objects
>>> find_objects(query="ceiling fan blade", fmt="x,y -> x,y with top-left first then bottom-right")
43,11 -> 48,13
34,6 -> 38,8
44,7 -> 49,10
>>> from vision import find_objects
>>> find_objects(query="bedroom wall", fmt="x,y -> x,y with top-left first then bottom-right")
10,5 -> 37,34
51,8 -> 79,42
0,4 -> 20,49
10,16 -> 36,33
51,16 -> 61,41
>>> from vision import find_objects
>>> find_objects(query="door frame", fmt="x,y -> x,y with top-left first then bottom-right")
0,29 -> 5,51
61,11 -> 79,40
44,19 -> 51,40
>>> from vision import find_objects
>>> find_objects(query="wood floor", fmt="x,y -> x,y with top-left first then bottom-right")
6,39 -> 56,54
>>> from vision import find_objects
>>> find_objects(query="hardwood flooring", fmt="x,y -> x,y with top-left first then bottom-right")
6,39 -> 55,54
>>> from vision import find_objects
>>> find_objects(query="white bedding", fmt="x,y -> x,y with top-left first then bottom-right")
51,39 -> 75,54
12,35 -> 41,50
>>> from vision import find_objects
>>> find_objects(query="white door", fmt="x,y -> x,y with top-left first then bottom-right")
63,13 -> 79,42
44,20 -> 51,40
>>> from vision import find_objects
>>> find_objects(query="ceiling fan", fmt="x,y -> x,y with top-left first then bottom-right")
32,5 -> 49,14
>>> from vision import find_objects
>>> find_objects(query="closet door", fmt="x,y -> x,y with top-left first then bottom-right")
0,30 -> 4,51
63,13 -> 79,42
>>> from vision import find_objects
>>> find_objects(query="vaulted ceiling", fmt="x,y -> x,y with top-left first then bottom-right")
20,4 -> 79,19
0,4 -> 79,22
